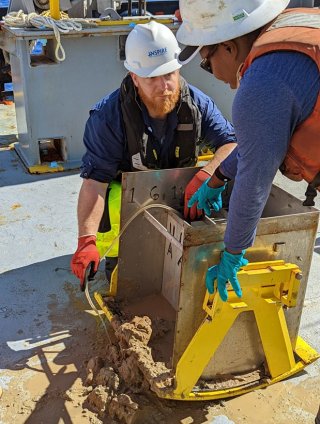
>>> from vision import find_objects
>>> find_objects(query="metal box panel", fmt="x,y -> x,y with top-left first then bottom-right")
118,168 -> 319,378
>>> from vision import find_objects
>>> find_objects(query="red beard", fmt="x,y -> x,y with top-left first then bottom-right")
139,86 -> 181,117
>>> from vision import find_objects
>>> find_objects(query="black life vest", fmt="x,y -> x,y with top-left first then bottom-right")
120,74 -> 202,170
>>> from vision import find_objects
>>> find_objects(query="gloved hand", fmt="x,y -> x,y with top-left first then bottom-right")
205,250 -> 249,302
71,235 -> 100,288
184,169 -> 211,220
188,179 -> 226,217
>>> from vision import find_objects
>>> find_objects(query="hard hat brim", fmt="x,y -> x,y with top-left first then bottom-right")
176,0 -> 290,52
178,45 -> 202,65
125,59 -> 182,78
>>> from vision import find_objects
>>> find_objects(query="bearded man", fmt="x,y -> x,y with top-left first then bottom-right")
71,21 -> 237,287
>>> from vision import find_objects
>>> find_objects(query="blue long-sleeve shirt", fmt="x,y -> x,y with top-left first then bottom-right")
80,82 -> 236,183
220,51 -> 320,251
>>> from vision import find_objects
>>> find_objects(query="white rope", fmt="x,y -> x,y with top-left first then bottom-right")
101,203 -> 178,260
3,11 -> 97,61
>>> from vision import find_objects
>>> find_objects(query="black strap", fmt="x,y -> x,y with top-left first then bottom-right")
214,167 -> 231,182
303,183 -> 317,207
98,187 -> 111,233
310,171 -> 320,190
120,74 -> 201,170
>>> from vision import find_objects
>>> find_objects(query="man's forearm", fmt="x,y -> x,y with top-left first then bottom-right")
77,179 -> 108,237
202,143 -> 237,176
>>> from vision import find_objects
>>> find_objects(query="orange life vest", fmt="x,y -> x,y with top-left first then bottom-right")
240,8 -> 320,190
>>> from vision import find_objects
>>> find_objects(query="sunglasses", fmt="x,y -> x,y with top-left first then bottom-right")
200,44 -> 219,74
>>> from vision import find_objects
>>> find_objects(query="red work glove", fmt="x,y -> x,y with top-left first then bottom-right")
184,169 -> 211,220
71,235 -> 100,288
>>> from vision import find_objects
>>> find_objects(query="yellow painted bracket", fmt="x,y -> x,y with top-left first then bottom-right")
95,259 -> 319,401
28,164 -> 65,174
108,264 -> 118,297
95,17 -> 174,26
197,154 -> 214,162
94,291 -> 115,323
166,260 -> 320,401
93,264 -> 118,321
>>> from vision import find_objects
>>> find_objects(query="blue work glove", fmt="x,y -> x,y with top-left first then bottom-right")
188,178 -> 226,216
205,250 -> 249,302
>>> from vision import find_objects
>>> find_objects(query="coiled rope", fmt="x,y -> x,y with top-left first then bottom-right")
3,10 -> 97,61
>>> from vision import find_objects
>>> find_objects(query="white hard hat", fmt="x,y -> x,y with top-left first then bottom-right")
177,0 -> 290,64
124,21 -> 182,77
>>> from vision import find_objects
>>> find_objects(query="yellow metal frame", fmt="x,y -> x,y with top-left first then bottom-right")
95,260 -> 320,401
8,143 -> 65,174
28,164 -> 65,173
197,154 -> 214,162
95,17 -> 174,26
163,336 -> 319,401
94,265 -> 118,321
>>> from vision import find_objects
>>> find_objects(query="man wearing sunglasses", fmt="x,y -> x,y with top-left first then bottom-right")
177,0 -> 320,302
70,21 -> 237,287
